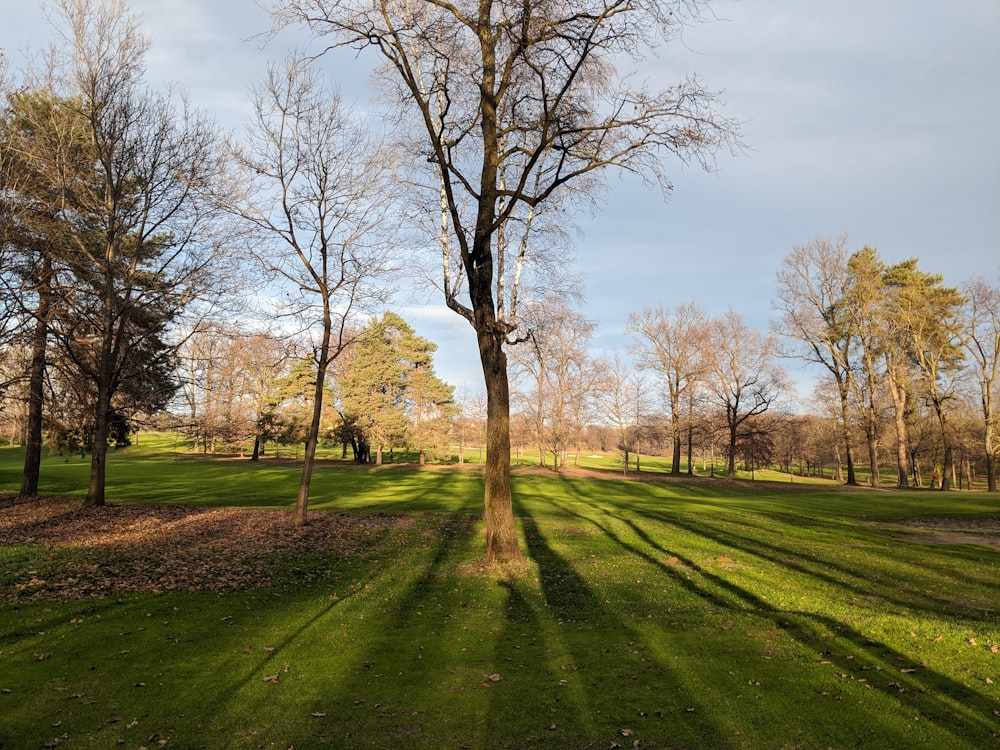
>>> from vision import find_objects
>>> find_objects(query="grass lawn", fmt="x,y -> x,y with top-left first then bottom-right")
0,437 -> 998,749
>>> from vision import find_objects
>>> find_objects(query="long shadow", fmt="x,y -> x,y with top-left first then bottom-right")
655,507 -> 997,621
646,506 -> 998,621
251,511 -> 488,747
493,507 -> 737,749
550,492 -> 999,745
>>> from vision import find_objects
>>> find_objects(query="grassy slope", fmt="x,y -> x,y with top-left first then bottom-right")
0,438 -> 998,749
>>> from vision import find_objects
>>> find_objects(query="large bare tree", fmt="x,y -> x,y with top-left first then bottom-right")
227,58 -> 395,524
772,236 -> 860,485
271,0 -> 739,562
703,309 -> 787,479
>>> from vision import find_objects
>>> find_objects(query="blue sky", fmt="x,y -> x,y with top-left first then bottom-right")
4,0 -> 999,400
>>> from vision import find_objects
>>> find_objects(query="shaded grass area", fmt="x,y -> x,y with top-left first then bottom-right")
0,442 -> 998,748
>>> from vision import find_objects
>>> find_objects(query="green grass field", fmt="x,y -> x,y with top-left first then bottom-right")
1,437 -> 998,749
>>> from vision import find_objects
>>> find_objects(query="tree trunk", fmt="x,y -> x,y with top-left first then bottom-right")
883,360 -> 911,488
727,413 -> 738,479
670,391 -> 682,475
835,378 -> 857,486
863,412 -> 879,487
85,383 -> 113,507
293,319 -> 332,525
931,398 -> 953,492
251,434 -> 262,461
985,420 -> 997,492
20,256 -> 53,498
478,329 -> 521,564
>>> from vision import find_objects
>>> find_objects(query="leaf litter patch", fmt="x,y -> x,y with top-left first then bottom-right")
0,494 -> 406,601
889,517 -> 1000,550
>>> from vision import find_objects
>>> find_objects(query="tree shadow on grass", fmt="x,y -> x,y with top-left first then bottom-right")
483,507 -> 736,749
548,492 -> 998,746
223,512 -> 491,748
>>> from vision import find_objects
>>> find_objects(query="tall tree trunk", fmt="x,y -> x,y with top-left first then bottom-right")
85,382 -> 112,507
20,256 -> 53,499
930,397 -> 954,492
884,364 -> 911,488
478,330 -> 520,564
984,416 -> 997,492
835,377 -> 858,486
727,411 -> 738,479
670,412 -> 682,475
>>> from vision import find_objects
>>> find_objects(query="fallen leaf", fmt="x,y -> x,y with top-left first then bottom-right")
487,673 -> 502,682
263,674 -> 279,683
901,668 -> 916,674
311,712 -> 326,718
109,716 -> 123,723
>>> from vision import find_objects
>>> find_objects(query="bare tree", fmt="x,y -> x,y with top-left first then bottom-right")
963,277 -> 1000,492
36,0 -> 227,507
593,354 -> 647,475
773,236 -> 860,485
703,309 -> 787,479
227,58 -> 395,524
271,0 -> 740,562
627,300 -> 706,476
844,248 -> 887,487
510,301 -> 595,469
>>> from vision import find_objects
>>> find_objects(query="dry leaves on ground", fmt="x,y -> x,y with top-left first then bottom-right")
0,494 -> 406,602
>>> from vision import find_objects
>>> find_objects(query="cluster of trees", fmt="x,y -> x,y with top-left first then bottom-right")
503,300 -> 787,480
172,313 -> 455,466
774,236 -> 999,492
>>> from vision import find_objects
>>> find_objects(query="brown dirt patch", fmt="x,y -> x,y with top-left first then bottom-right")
895,518 -> 1000,550
0,494 -> 406,602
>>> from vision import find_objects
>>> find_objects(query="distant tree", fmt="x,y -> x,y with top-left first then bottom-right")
773,236 -> 859,485
884,260 -> 966,490
627,301 -> 707,476
338,312 -> 454,464
338,313 -> 412,465
511,302 -> 595,469
227,57 -> 395,524
404,340 -> 457,465
962,277 -> 1000,492
272,0 -> 740,563
703,309 -> 787,479
844,248 -> 888,487
593,354 -> 648,474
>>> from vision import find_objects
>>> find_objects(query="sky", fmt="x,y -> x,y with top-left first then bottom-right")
3,0 -> 999,402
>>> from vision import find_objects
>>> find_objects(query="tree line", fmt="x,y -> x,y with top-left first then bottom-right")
3,0 -> 743,564
11,1 -> 993,570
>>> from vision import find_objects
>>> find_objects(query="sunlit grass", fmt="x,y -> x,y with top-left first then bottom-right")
1,438 -> 998,748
